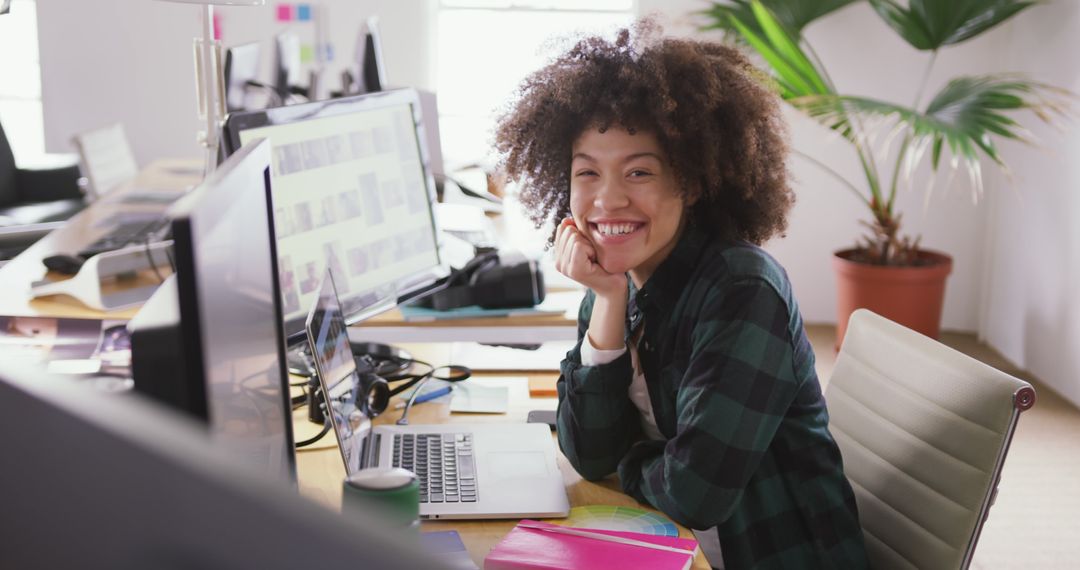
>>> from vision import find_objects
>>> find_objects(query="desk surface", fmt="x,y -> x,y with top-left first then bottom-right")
293,343 -> 709,569
0,159 -> 203,319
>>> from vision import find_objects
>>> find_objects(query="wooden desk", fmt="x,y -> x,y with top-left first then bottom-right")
0,159 -> 202,319
293,343 -> 710,569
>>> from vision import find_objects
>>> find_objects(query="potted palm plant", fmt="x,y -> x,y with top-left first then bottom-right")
699,0 -> 1069,344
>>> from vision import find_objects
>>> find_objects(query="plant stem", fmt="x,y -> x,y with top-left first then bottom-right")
886,134 -> 911,215
792,149 -> 871,207
912,51 -> 938,111
802,35 -> 883,212
803,41 -> 838,93
888,50 -> 938,213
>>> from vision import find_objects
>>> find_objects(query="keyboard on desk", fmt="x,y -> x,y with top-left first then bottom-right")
392,433 -> 478,504
77,217 -> 171,259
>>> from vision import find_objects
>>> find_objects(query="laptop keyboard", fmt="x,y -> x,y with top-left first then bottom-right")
392,433 -> 478,504
78,217 -> 171,259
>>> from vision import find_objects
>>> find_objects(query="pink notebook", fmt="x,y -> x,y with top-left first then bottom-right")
484,519 -> 699,570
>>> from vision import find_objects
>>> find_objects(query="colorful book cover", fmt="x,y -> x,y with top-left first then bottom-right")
484,519 -> 698,570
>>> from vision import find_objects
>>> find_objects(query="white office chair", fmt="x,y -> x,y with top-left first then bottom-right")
71,123 -> 138,200
826,309 -> 1035,569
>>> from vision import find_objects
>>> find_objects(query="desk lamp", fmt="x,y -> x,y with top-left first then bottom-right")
158,0 -> 265,175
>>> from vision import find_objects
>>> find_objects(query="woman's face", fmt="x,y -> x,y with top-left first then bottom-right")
569,126 -> 686,286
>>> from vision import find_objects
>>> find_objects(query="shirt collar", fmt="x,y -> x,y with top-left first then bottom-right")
632,223 -> 711,314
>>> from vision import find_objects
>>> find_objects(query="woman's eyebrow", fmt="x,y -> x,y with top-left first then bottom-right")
623,152 -> 663,163
571,151 -> 663,163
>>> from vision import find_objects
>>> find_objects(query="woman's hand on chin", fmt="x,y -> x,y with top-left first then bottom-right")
554,217 -> 626,298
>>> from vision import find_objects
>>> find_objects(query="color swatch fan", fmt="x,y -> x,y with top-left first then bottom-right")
553,506 -> 679,537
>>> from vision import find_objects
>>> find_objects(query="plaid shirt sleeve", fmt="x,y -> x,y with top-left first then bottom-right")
556,290 -> 644,481
617,276 -> 803,530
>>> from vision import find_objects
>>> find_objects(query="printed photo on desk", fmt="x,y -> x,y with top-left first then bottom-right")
0,316 -> 131,377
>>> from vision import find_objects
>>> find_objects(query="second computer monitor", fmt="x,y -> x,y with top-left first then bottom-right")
222,88 -> 448,341
274,32 -> 302,103
224,42 -> 261,112
130,139 -> 295,483
356,16 -> 387,93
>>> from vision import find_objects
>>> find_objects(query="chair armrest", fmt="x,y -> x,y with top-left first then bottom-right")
16,160 -> 83,202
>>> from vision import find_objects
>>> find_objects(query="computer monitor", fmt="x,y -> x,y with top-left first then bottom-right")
224,41 -> 261,112
0,362 -> 448,570
221,88 -> 449,344
274,32 -> 302,103
128,139 -> 295,483
356,16 -> 387,94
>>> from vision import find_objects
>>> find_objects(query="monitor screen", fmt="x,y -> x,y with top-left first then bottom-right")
222,89 -> 448,341
224,42 -> 261,112
306,269 -> 367,475
166,139 -> 295,482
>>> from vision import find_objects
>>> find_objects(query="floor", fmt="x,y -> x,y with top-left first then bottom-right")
806,325 -> 1080,569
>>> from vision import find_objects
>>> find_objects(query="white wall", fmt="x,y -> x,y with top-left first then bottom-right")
981,1 -> 1080,407
37,0 -> 434,165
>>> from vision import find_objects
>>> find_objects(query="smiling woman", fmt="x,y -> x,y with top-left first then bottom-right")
567,127 -> 686,287
495,19 -> 870,569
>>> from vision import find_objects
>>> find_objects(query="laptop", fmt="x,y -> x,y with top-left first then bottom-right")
306,269 -> 570,520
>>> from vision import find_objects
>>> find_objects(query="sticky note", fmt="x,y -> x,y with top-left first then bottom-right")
212,11 -> 222,40
296,4 -> 311,21
299,44 -> 314,63
276,4 -> 292,22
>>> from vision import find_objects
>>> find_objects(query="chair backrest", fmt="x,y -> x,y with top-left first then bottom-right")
0,118 -> 19,206
826,309 -> 1035,570
72,123 -> 138,199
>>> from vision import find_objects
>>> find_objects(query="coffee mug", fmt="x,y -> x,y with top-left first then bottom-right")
342,467 -> 420,532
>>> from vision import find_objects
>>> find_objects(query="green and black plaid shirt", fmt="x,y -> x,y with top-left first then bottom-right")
556,225 -> 869,569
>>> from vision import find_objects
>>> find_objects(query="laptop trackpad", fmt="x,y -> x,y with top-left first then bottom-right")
489,451 -> 548,479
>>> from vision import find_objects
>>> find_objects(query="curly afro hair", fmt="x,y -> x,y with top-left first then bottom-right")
494,19 -> 794,247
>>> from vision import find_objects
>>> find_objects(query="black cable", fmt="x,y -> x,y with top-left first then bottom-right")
142,235 -> 166,283
384,357 -> 471,397
294,418 -> 331,448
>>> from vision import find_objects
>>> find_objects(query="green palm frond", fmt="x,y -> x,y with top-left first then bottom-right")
728,2 -> 831,98
794,75 -> 1069,191
868,0 -> 1040,51
699,0 -> 858,38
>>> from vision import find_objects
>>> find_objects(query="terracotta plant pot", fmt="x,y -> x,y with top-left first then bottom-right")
832,249 -> 953,350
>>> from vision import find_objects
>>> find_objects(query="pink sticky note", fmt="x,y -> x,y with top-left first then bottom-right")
213,11 -> 222,40
276,4 -> 292,22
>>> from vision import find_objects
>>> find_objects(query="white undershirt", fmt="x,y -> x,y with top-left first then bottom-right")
580,328 -> 725,568
580,328 -> 665,441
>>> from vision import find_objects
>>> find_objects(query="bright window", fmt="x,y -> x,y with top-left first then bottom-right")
435,0 -> 634,167
0,0 -> 44,163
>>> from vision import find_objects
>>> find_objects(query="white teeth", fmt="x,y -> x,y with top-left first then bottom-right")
597,223 -> 637,236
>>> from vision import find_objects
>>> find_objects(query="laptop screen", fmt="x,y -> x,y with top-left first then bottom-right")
306,269 -> 368,475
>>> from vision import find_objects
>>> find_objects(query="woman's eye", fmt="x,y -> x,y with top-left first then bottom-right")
628,169 -> 652,178
575,170 -> 598,178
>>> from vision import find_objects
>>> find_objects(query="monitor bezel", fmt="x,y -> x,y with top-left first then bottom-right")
168,139 -> 297,482
222,88 -> 451,343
